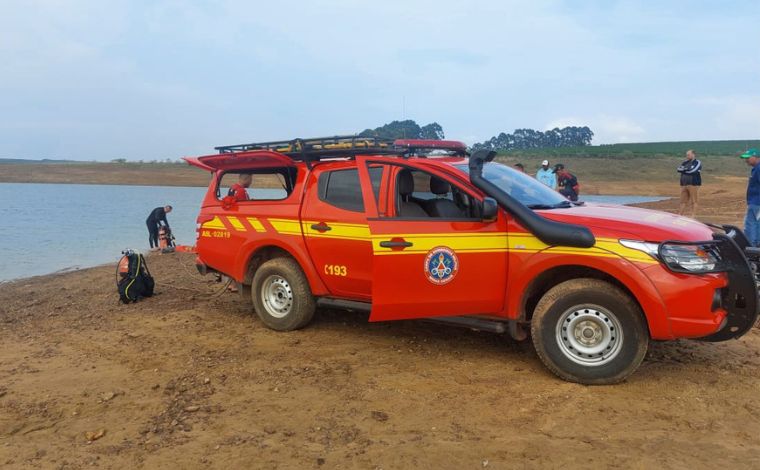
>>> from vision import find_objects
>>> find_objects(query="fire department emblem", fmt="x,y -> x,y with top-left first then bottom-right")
424,246 -> 459,285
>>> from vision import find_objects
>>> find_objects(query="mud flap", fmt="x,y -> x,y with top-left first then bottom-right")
699,234 -> 759,342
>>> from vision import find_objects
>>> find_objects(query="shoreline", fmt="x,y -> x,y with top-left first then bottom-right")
1,194 -> 741,285
0,198 -> 670,284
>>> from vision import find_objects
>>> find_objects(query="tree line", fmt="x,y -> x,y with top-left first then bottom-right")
358,120 -> 445,140
472,126 -> 594,151
358,120 -> 594,151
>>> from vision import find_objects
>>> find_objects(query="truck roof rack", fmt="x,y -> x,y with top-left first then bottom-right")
215,135 -> 399,159
214,136 -> 468,162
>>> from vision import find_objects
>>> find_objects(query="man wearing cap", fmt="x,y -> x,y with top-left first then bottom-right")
555,163 -> 580,202
536,160 -> 557,189
742,148 -> 760,246
677,149 -> 702,218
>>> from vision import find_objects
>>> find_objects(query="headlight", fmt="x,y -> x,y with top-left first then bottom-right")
658,242 -> 722,273
620,239 -> 724,274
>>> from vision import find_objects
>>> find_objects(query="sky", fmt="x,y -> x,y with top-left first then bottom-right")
1,0 -> 758,161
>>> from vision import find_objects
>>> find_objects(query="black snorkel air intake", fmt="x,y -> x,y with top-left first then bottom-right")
469,150 -> 596,248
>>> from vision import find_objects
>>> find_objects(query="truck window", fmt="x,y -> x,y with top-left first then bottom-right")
318,169 -> 365,212
217,168 -> 296,201
365,163 -> 476,219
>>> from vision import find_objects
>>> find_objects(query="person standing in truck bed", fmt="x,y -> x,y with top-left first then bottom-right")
677,149 -> 702,218
228,174 -> 252,201
146,205 -> 172,251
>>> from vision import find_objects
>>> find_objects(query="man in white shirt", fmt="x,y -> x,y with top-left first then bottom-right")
536,159 -> 557,190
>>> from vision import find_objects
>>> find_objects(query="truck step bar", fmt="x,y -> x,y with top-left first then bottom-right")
426,316 -> 508,334
316,298 -> 372,312
316,298 -> 516,336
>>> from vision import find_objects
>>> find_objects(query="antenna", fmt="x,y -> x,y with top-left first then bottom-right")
402,95 -> 406,139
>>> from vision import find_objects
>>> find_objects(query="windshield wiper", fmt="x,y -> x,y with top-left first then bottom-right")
527,200 -> 572,210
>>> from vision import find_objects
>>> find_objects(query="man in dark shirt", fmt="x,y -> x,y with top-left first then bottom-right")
677,149 -> 702,218
554,164 -> 580,201
742,149 -> 760,246
146,205 -> 172,251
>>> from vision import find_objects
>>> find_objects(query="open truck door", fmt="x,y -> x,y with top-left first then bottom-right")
356,157 -> 510,322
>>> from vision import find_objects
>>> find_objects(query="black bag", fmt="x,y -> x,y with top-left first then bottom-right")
117,250 -> 155,303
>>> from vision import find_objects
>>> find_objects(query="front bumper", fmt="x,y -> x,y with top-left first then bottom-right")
699,226 -> 760,342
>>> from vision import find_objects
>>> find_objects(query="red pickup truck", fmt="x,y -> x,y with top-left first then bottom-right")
185,136 -> 759,384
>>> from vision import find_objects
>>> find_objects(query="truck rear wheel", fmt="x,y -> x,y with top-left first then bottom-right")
251,258 -> 315,331
530,279 -> 648,385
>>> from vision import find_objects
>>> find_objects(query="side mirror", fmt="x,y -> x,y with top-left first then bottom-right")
482,197 -> 498,222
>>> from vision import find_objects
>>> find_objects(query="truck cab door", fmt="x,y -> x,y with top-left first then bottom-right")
356,158 -> 509,321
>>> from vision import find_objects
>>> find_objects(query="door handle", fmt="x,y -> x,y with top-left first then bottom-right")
379,240 -> 413,248
310,222 -> 332,232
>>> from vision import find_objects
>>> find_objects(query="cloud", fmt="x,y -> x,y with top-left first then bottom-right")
0,0 -> 758,159
546,116 -> 646,144
692,95 -> 760,140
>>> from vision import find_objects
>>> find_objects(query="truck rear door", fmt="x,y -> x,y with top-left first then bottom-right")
300,161 -> 378,300
186,151 -> 298,278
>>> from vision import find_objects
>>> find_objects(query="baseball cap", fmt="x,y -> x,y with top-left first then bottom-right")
741,148 -> 759,158
541,159 -> 549,165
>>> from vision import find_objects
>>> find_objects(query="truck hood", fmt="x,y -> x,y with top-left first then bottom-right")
538,203 -> 715,242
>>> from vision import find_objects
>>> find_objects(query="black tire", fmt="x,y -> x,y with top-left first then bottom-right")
251,257 -> 315,331
530,278 -> 648,385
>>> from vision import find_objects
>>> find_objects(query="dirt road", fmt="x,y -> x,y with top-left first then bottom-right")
1,251 -> 760,469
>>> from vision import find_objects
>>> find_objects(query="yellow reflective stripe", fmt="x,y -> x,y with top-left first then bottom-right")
373,233 -> 508,254
246,217 -> 266,232
372,231 -> 658,264
202,216 -> 227,230
302,221 -> 372,241
210,216 -> 658,265
595,240 -> 658,263
269,218 -> 303,235
226,216 -> 246,232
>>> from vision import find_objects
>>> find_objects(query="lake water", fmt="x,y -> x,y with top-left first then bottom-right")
0,183 -> 667,282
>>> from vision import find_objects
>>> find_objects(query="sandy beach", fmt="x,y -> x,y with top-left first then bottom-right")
5,0 -> 759,467
1,183 -> 759,468
0,159 -> 756,468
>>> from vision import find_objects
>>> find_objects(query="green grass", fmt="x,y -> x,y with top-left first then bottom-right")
495,154 -> 749,186
497,139 -> 760,159
494,140 -> 758,188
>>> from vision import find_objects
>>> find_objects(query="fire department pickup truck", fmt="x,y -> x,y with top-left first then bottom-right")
185,136 -> 759,384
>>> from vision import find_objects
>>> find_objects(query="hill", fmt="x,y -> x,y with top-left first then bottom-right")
0,162 -> 209,187
0,140 -> 756,194
0,158 -> 77,164
497,139 -> 760,159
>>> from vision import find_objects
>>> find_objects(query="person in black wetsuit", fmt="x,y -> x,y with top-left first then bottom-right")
146,205 -> 172,250
554,164 -> 580,202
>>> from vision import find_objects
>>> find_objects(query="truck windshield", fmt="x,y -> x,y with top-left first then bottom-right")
455,162 -> 571,209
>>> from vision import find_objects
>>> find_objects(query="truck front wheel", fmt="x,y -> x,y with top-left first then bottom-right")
531,279 -> 648,384
251,258 -> 315,331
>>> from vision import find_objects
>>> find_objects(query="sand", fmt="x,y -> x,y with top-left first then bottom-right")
1,179 -> 759,469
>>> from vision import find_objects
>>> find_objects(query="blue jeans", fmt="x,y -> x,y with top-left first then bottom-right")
744,205 -> 760,247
